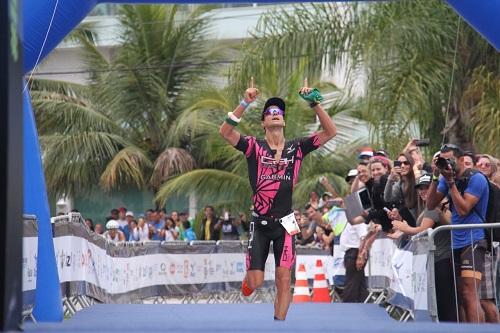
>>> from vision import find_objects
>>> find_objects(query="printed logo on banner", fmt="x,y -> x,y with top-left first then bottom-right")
183,260 -> 189,278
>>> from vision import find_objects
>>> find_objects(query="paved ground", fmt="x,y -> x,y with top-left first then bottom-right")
24,303 -> 500,333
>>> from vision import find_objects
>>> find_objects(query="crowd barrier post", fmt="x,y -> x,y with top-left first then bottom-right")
428,223 -> 500,323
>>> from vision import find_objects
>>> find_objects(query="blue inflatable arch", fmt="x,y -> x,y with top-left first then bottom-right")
20,0 -> 500,323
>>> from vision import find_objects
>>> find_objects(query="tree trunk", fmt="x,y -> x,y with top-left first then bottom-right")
443,101 -> 474,152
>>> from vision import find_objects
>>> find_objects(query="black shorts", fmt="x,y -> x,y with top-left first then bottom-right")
453,240 -> 486,280
246,218 -> 296,271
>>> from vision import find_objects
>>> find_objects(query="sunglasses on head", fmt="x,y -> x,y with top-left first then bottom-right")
263,107 -> 284,117
440,143 -> 460,152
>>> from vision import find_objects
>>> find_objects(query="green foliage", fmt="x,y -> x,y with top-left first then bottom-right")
31,5 -> 216,198
237,0 -> 499,155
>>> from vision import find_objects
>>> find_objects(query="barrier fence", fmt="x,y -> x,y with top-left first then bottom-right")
22,213 -> 500,323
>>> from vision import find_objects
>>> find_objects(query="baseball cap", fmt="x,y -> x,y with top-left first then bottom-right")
415,174 -> 431,188
125,211 -> 134,217
262,97 -> 286,120
358,149 -> 374,159
106,220 -> 119,230
345,169 -> 358,181
118,207 -> 127,213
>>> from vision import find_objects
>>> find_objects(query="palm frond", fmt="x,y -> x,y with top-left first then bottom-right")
150,147 -> 196,189
100,146 -> 153,191
155,169 -> 251,208
41,132 -> 129,196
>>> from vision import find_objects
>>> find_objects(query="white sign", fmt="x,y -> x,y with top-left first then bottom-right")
23,237 -> 38,292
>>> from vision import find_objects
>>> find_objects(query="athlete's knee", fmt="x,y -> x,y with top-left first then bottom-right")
275,268 -> 291,287
247,273 -> 264,289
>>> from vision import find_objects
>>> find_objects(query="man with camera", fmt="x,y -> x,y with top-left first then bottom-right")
427,144 -> 489,323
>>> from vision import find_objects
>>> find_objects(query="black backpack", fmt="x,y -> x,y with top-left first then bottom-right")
455,170 -> 500,247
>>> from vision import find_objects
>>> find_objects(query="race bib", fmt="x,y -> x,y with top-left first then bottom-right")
280,212 -> 300,235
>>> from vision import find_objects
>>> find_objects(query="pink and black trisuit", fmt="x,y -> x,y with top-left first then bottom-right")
234,133 -> 321,271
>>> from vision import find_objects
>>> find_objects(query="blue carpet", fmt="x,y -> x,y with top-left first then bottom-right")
24,303 -> 500,333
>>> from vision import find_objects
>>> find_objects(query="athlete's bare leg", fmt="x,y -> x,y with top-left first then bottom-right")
245,269 -> 264,290
274,266 -> 292,320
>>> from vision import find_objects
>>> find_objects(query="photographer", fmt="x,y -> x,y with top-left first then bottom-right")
427,143 -> 489,323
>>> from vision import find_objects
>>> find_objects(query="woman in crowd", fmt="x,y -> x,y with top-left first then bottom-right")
132,216 -> 150,241
161,217 -> 178,241
390,174 -> 456,322
476,154 -> 498,182
384,153 -> 418,222
84,218 -> 94,232
363,157 -> 392,232
308,191 -> 321,209
350,161 -> 370,193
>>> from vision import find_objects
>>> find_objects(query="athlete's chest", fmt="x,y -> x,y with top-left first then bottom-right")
255,140 -> 299,170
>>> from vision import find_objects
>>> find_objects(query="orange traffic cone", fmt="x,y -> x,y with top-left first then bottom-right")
293,264 -> 311,303
312,259 -> 331,302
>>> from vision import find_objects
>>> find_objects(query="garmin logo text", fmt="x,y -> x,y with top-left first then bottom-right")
260,174 -> 291,181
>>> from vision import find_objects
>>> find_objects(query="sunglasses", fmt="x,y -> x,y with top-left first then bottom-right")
440,143 -> 460,153
400,161 -> 410,166
477,162 -> 491,168
263,107 -> 284,117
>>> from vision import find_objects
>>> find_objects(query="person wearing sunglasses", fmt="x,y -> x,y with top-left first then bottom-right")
476,154 -> 498,182
384,153 -> 418,222
219,81 -> 336,320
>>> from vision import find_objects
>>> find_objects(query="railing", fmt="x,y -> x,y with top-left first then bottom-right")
425,223 -> 500,322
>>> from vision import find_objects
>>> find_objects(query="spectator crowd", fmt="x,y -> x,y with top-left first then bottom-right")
72,139 -> 499,323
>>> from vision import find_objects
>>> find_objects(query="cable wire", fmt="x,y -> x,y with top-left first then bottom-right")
441,16 -> 461,145
23,0 -> 60,92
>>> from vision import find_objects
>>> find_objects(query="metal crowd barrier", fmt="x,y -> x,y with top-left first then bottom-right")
426,223 -> 500,322
26,212 -> 432,323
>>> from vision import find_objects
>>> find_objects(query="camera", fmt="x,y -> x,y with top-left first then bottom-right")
415,138 -> 430,147
435,156 -> 457,172
393,160 -> 402,167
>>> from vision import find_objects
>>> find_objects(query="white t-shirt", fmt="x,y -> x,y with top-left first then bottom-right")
164,229 -> 176,242
103,231 -> 121,242
117,219 -> 128,228
133,225 -> 150,241
339,223 -> 368,251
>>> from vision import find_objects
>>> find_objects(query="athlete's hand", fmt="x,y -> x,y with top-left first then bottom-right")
244,77 -> 260,103
299,78 -> 312,95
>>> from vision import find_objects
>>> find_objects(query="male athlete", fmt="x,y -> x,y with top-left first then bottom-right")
219,79 -> 336,320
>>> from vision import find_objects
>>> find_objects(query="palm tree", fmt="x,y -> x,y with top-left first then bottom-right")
31,5 -> 218,198
233,1 -> 500,156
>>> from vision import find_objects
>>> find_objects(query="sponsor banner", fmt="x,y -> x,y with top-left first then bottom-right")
387,237 -> 429,318
41,221 -> 334,302
54,236 -> 276,294
22,216 -> 38,311
330,236 -> 397,289
23,237 -> 38,292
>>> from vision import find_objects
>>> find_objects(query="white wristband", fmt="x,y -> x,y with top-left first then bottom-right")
240,99 -> 250,109
228,112 -> 241,123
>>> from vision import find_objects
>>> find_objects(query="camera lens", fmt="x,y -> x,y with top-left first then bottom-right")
435,157 -> 448,169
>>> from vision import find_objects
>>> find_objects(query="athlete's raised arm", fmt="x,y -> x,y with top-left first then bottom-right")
219,78 -> 259,146
299,79 -> 336,146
